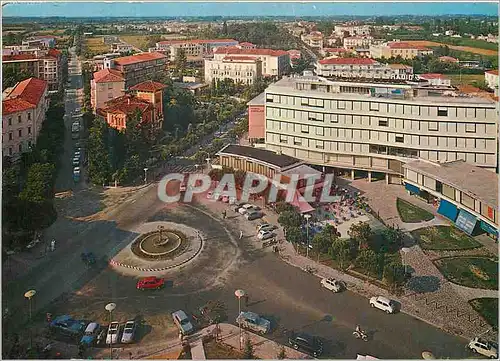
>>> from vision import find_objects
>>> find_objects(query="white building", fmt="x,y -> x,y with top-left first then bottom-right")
262,75 -> 498,185
334,24 -> 371,37
370,41 -> 434,59
485,70 -> 499,94
419,73 -> 451,87
213,47 -> 290,77
204,56 -> 262,85
343,36 -> 373,50
315,58 -> 414,80
301,31 -> 324,49
155,38 -> 239,62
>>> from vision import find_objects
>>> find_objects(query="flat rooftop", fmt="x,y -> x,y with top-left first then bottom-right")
217,144 -> 300,169
247,92 -> 265,106
403,160 -> 498,208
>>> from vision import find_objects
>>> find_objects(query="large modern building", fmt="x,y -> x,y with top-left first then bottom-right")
334,24 -> 371,37
204,56 -> 262,85
2,77 -> 49,158
104,52 -> 167,88
343,36 -> 373,50
402,159 -> 498,238
315,58 -> 414,79
261,75 -> 498,184
91,68 -> 126,111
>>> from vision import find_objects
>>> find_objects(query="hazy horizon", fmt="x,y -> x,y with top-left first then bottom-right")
3,2 -> 498,18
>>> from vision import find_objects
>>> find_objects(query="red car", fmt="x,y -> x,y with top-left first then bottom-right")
136,276 -> 165,290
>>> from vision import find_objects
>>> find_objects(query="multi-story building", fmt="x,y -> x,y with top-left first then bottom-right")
370,41 -> 433,59
41,48 -> 63,92
334,24 -> 371,37
155,38 -> 238,62
97,80 -> 166,133
2,77 -> 49,159
321,47 -> 349,57
402,159 -> 498,238
301,31 -> 324,49
419,73 -> 451,87
105,52 -> 167,88
485,70 -> 499,94
204,56 -> 262,85
315,58 -> 414,80
22,35 -> 56,48
247,92 -> 266,144
343,36 -> 373,50
262,75 -> 498,185
212,47 -> 290,77
90,68 -> 125,111
2,54 -> 41,79
111,43 -> 134,53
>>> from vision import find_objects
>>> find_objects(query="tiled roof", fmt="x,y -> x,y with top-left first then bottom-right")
158,38 -> 238,45
420,73 -> 448,80
223,56 -> 259,62
130,80 -> 167,92
318,57 -> 378,65
101,94 -> 152,115
388,42 -> 430,50
217,144 -> 300,169
2,77 -> 47,115
214,47 -> 288,57
239,42 -> 255,46
2,54 -> 38,62
113,52 -> 166,66
47,48 -> 62,58
486,69 -> 498,75
93,68 -> 124,83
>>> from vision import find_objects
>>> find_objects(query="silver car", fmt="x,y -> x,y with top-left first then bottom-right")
106,322 -> 120,345
121,320 -> 137,343
172,310 -> 194,335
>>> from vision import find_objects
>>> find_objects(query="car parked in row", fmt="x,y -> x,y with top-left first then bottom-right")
369,296 -> 396,314
49,315 -> 86,338
245,210 -> 263,221
236,311 -> 271,335
238,204 -> 255,215
172,310 -> 194,335
320,277 -> 345,293
80,322 -> 101,347
288,332 -> 323,357
106,322 -> 120,345
256,223 -> 276,232
467,337 -> 498,359
121,320 -> 137,344
257,230 -> 275,240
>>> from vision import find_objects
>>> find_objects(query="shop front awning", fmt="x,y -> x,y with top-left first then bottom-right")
404,182 -> 421,195
455,209 -> 478,235
437,199 -> 459,221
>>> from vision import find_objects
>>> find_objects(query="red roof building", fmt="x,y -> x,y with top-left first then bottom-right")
387,42 -> 431,51
129,80 -> 167,92
318,57 -> 377,65
212,47 -> 291,76
91,69 -> 126,111
93,68 -> 125,83
110,52 -> 167,88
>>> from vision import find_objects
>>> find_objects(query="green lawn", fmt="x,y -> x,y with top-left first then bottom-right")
396,198 -> 434,223
469,298 -> 498,330
447,74 -> 487,87
435,257 -> 498,290
412,225 -> 482,250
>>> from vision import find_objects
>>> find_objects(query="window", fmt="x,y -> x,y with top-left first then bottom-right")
316,140 -> 324,149
437,108 -> 448,116
8,118 -> 12,126
395,135 -> 404,143
378,119 -> 388,127
8,148 -> 12,156
316,127 -> 324,136
337,100 -> 346,109
301,125 -> 309,134
19,144 -> 22,152
279,135 -> 287,143
370,102 -> 379,111
28,113 -> 31,121
428,122 -> 438,131
301,98 -> 309,106
108,83 -> 114,90
18,129 -> 22,137
9,132 -> 13,141
465,124 -> 476,133
294,138 -> 302,146
18,115 -> 22,123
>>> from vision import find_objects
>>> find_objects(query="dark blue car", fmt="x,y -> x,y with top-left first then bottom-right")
49,315 -> 86,338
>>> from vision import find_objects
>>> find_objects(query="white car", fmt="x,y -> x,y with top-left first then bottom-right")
239,204 -> 254,215
320,278 -> 345,293
369,296 -> 396,314
257,230 -> 275,240
106,322 -> 120,344
257,223 -> 276,232
468,337 -> 498,359
121,320 -> 137,344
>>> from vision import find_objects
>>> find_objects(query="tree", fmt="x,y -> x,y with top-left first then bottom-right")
312,224 -> 340,254
329,238 -> 352,270
87,118 -> 112,185
383,262 -> 406,292
175,48 -> 187,77
291,56 -> 312,75
285,226 -> 304,245
356,249 -> 379,277
243,337 -> 254,359
277,346 -> 286,360
19,163 -> 55,203
348,222 -> 372,250
382,226 -> 404,252
278,210 -> 303,230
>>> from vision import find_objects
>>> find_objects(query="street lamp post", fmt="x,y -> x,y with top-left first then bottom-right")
105,303 -> 116,359
304,214 -> 312,258
143,168 -> 149,185
24,289 -> 37,349
234,289 -> 246,350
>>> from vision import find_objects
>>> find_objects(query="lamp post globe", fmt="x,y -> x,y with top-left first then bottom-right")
234,289 -> 246,350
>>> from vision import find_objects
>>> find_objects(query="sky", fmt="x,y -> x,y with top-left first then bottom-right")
2,1 -> 498,18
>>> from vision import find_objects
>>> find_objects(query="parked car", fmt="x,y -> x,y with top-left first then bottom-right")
320,278 -> 345,293
468,337 -> 498,359
288,332 -> 323,357
238,204 -> 254,215
236,311 -> 271,335
172,310 -> 194,335
234,202 -> 246,212
121,320 -> 137,344
72,157 -> 80,167
136,276 -> 165,290
246,211 -> 263,221
80,322 -> 101,346
256,223 -> 276,232
369,296 -> 396,314
73,167 -> 81,182
106,322 -> 120,345
49,315 -> 86,338
257,230 -> 275,240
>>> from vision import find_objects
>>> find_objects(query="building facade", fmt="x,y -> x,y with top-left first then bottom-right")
301,31 -> 324,49
247,92 -> 266,144
90,68 -> 126,111
315,58 -> 414,80
485,70 -> 499,94
204,56 -> 262,85
212,47 -> 291,77
105,52 -> 167,88
419,73 -> 451,87
262,75 -> 498,185
155,38 -> 239,61
370,41 -> 434,59
343,36 -> 373,50
334,24 -> 371,37
2,77 -> 49,158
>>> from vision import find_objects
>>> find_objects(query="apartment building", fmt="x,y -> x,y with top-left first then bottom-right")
90,68 -> 125,111
204,56 -> 262,85
262,75 -> 498,185
301,31 -> 324,49
2,54 -> 41,80
23,35 -> 56,48
343,36 -> 373,50
2,77 -> 49,159
403,160 -> 498,238
321,47 -> 349,57
334,24 -> 371,37
111,43 -> 134,53
41,48 -> 63,92
485,70 -> 499,94
212,47 -> 291,77
105,52 -> 167,88
315,58 -> 414,80
247,92 -> 266,144
370,41 -> 433,59
155,38 -> 238,62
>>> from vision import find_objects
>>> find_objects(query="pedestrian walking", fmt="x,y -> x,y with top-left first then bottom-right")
239,230 -> 243,240
222,210 -> 227,219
